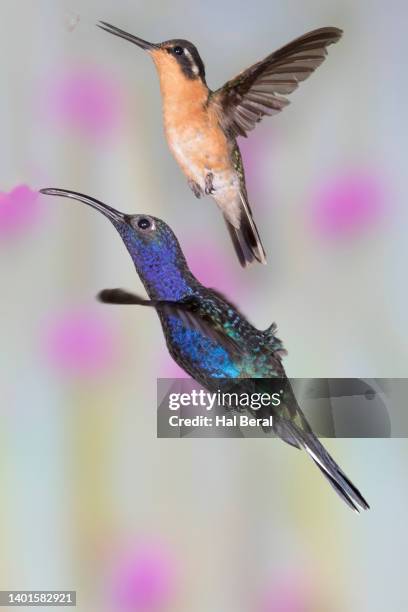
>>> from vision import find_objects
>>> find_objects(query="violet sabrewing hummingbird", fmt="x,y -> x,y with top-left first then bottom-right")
97,22 -> 342,267
40,187 -> 369,513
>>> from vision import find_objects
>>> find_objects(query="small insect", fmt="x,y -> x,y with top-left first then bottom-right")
64,11 -> 80,33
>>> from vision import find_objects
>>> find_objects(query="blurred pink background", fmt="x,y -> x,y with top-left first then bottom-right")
0,1 -> 407,611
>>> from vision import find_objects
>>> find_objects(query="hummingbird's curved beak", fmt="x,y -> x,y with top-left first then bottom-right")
97,21 -> 159,51
40,188 -> 127,224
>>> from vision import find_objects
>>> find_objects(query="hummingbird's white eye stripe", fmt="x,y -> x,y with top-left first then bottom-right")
184,48 -> 199,76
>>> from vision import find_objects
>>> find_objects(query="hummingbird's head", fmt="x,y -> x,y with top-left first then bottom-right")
40,189 -> 194,300
155,39 -> 206,81
98,21 -> 206,83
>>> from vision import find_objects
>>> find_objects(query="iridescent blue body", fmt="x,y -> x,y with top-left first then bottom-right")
115,218 -> 285,384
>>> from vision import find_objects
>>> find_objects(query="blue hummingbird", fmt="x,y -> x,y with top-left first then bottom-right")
40,187 -> 369,513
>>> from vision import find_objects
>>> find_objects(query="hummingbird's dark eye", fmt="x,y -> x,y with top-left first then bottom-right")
173,46 -> 184,55
137,217 -> 151,230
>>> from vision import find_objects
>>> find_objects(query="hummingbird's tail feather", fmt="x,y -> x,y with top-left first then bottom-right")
225,217 -> 256,267
275,416 -> 369,512
224,191 -> 267,267
303,435 -> 369,513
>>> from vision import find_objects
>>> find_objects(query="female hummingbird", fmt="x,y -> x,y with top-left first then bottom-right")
97,22 -> 342,267
40,187 -> 369,512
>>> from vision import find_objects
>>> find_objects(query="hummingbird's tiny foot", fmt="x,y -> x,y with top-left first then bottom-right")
205,172 -> 216,195
188,179 -> 203,199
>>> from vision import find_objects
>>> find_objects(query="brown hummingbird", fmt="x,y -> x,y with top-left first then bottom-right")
98,22 -> 342,267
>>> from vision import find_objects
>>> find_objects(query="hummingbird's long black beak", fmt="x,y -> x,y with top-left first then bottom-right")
97,21 -> 159,51
40,188 -> 127,224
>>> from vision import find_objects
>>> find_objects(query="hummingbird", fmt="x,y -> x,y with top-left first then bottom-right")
97,21 -> 342,267
40,187 -> 369,513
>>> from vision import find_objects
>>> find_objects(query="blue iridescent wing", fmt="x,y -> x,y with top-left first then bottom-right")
98,288 -> 243,359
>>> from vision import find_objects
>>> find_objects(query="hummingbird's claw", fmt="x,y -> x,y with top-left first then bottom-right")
205,172 -> 216,195
188,179 -> 203,199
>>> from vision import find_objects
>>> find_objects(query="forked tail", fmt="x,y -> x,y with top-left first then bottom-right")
224,190 -> 266,267
275,413 -> 369,513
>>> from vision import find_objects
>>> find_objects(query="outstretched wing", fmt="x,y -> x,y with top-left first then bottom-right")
98,288 -> 243,358
211,27 -> 342,138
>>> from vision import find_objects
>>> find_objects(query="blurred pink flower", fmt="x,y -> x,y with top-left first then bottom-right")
260,571 -> 311,612
312,169 -> 386,238
0,185 -> 41,238
43,307 -> 119,378
110,540 -> 178,611
184,241 -> 241,296
47,66 -> 123,140
159,356 -> 189,379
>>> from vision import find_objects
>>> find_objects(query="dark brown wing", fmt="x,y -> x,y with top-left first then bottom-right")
98,289 -> 243,358
211,27 -> 342,138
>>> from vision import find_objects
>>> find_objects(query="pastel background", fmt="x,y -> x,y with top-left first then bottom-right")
0,0 -> 407,610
